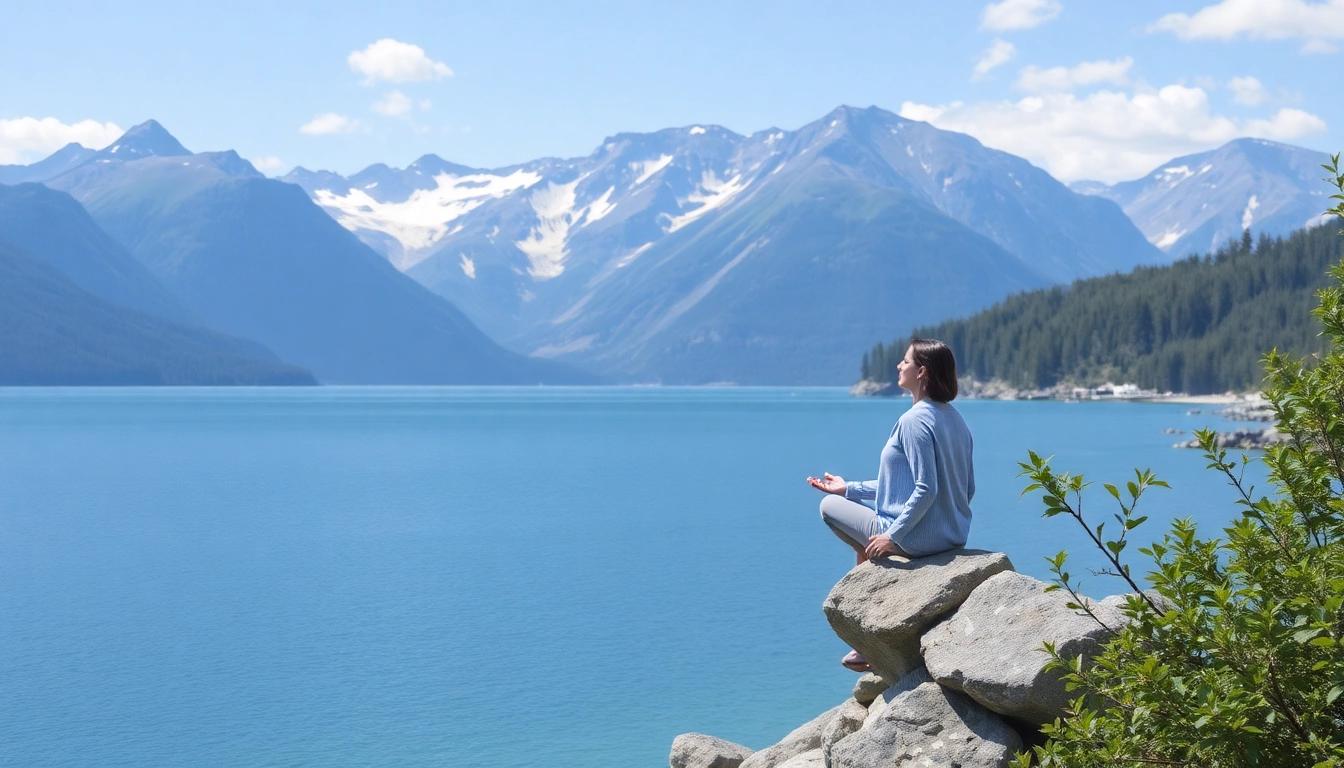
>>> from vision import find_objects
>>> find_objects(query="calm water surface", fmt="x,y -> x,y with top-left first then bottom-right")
0,387 -> 1266,767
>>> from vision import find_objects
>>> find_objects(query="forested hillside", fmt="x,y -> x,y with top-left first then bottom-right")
860,226 -> 1340,393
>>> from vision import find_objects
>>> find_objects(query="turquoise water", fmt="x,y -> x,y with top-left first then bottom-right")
0,387 -> 1265,767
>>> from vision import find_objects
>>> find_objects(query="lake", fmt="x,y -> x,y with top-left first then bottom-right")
0,387 -> 1266,767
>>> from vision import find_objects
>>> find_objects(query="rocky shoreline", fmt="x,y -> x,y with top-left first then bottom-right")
851,380 -> 1284,451
670,550 -> 1142,768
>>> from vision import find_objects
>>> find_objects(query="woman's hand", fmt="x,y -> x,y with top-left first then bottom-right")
807,472 -> 847,495
865,534 -> 898,559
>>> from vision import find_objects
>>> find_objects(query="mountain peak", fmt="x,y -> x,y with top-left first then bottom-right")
100,119 -> 190,159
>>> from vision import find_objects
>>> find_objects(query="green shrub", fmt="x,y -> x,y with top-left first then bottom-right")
1013,160 -> 1344,767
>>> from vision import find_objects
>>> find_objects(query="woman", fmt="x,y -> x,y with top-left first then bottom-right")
806,338 -> 975,672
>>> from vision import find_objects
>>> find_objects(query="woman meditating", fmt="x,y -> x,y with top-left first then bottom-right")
807,338 -> 974,672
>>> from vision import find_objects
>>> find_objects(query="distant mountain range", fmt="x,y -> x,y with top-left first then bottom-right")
6,109 -> 1334,386
286,105 -> 1163,383
1072,138 -> 1331,257
5,121 -> 591,384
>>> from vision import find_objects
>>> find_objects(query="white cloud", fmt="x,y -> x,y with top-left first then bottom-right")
300,113 -> 358,135
981,0 -> 1062,30
1302,37 -> 1340,52
348,39 -> 453,84
1245,107 -> 1327,135
374,90 -> 414,117
249,155 -> 286,175
0,116 -> 122,164
1227,75 -> 1267,105
973,39 -> 1017,79
1150,0 -> 1344,40
899,84 -> 1326,182
1016,57 -> 1133,92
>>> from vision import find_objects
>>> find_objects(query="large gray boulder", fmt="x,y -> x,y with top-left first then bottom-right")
823,549 -> 1014,678
920,570 -> 1126,724
670,733 -> 754,768
820,698 -> 867,766
739,704 -> 841,768
830,667 -> 1022,768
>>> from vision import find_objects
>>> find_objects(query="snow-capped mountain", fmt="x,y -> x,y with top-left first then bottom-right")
13,120 -> 590,384
1074,138 -> 1331,257
287,105 -> 1161,383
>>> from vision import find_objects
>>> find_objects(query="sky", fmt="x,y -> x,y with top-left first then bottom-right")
2,0 -> 1343,183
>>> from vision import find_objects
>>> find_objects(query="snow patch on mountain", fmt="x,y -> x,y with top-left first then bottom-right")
314,169 -> 542,266
689,126 -> 706,135
532,334 -> 597,358
515,180 -> 581,279
615,241 -> 654,269
1155,227 -> 1186,250
585,187 -> 616,224
1159,165 -> 1192,185
1241,194 -> 1259,230
633,154 -> 674,185
664,171 -> 750,233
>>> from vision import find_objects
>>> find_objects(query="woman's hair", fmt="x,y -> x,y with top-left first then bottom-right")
909,338 -> 958,402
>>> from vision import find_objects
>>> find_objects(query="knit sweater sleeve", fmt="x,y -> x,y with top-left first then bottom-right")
881,418 -> 938,539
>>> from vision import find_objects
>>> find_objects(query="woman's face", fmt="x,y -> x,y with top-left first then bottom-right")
897,345 -> 923,394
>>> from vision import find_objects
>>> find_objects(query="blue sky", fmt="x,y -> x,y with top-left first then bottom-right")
3,0 -> 1342,182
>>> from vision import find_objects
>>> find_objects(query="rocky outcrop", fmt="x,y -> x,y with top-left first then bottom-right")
823,549 -> 1014,678
1174,426 -> 1284,449
669,733 -> 753,768
672,549 -> 1130,768
831,667 -> 1023,768
849,379 -> 898,397
921,570 -> 1126,724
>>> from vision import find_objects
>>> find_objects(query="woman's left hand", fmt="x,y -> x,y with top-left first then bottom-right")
865,534 -> 898,559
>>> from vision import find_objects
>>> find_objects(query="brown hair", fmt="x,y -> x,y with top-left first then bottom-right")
909,338 -> 958,402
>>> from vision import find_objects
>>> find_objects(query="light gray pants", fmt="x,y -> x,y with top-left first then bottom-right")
819,494 -> 910,556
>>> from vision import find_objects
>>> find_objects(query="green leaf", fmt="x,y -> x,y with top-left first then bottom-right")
1293,627 -> 1321,643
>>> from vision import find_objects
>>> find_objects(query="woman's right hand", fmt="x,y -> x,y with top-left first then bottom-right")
807,472 -> 847,495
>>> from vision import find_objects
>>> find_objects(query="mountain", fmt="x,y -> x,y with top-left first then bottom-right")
0,143 -> 96,184
0,182 -> 190,323
1074,138 -> 1331,257
26,120 -> 591,384
287,105 -> 1162,383
0,239 -> 315,385
872,225 -> 1340,394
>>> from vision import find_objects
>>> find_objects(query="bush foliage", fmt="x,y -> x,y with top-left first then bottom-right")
1013,161 -> 1344,766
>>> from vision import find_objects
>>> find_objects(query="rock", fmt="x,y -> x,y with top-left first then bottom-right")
823,549 -> 1014,678
1174,427 -> 1284,450
863,684 -> 894,729
850,379 -> 897,397
670,733 -> 754,768
1219,396 -> 1274,422
830,667 -> 1022,768
851,672 -> 887,705
821,699 -> 867,766
739,704 -> 840,768
774,749 -> 824,768
920,571 -> 1124,724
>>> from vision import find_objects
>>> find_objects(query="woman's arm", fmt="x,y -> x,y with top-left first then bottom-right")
844,480 -> 879,503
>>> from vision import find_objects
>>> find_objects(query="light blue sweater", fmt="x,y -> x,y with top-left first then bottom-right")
845,399 -> 975,557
